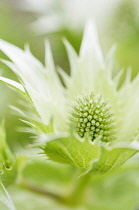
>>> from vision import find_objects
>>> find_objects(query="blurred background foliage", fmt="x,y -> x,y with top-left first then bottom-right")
1,0 -> 139,209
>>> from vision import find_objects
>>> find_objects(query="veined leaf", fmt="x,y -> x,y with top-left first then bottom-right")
44,136 -> 101,172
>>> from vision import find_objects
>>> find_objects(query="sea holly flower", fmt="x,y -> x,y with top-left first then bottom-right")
0,22 -> 139,174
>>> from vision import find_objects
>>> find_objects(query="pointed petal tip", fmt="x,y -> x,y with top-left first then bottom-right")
80,20 -> 105,68
0,76 -> 25,93
45,39 -> 55,69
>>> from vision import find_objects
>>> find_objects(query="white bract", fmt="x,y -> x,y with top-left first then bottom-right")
0,22 -> 139,173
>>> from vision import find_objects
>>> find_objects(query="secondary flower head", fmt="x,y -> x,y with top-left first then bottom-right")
15,0 -> 122,34
0,22 -> 139,173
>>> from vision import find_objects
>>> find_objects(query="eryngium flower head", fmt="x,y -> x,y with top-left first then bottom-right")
0,22 -> 139,173
70,92 -> 114,142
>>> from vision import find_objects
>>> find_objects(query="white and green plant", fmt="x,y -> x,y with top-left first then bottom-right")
0,22 -> 139,209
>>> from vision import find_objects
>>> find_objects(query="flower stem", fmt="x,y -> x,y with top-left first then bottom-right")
20,180 -> 63,202
65,172 -> 91,206
19,172 -> 91,207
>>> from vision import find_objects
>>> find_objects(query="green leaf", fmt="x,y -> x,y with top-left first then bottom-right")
44,135 -> 138,173
44,135 -> 101,171
1,161 -> 18,187
1,156 -> 27,187
0,183 -> 16,210
22,159 -> 74,186
92,143 -> 137,173
0,122 -> 13,169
